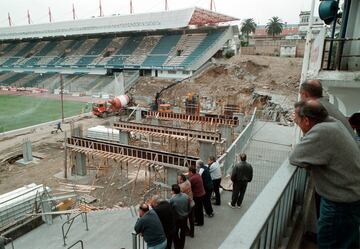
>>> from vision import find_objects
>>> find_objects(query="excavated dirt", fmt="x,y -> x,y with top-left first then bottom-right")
0,55 -> 302,209
131,55 -> 302,115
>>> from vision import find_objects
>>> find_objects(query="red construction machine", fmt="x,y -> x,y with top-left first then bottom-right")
92,95 -> 130,118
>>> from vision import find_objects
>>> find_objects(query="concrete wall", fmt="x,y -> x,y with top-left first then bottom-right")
343,0 -> 360,71
154,69 -> 192,79
241,39 -> 305,57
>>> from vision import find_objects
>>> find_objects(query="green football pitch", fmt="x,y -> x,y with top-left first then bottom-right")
0,95 -> 87,132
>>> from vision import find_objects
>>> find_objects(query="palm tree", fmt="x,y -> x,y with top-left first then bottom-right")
266,16 -> 284,38
241,18 -> 257,44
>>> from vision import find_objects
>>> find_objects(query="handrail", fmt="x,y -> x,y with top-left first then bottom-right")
218,107 -> 257,175
62,212 -> 89,246
132,232 -> 147,249
219,160 -> 307,249
67,240 -> 84,249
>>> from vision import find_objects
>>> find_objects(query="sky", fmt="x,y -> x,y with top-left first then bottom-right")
0,0 -> 316,28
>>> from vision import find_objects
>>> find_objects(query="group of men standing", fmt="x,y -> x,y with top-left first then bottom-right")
133,152 -> 255,249
290,79 -> 360,249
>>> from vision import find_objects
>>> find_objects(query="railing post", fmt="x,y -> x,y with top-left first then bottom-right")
132,232 -> 137,249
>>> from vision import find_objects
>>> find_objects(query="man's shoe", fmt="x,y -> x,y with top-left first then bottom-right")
228,202 -> 236,209
237,205 -> 241,209
208,213 -> 214,217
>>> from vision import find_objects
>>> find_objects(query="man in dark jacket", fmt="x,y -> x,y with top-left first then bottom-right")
196,160 -> 214,217
229,153 -> 253,208
134,203 -> 167,249
170,184 -> 191,249
0,236 -> 11,249
151,196 -> 176,249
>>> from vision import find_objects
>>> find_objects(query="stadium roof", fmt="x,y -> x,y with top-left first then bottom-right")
0,7 -> 238,41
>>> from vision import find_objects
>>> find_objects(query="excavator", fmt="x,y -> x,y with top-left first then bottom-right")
151,78 -> 189,113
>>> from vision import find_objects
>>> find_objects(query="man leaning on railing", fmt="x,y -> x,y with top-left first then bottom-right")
290,100 -> 360,249
0,235 -> 11,249
134,203 -> 167,249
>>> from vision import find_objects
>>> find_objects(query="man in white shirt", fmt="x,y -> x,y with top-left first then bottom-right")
208,156 -> 222,205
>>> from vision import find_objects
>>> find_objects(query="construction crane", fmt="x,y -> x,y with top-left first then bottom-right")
151,77 -> 189,112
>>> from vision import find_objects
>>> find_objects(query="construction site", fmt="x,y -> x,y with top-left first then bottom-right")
0,6 -> 302,249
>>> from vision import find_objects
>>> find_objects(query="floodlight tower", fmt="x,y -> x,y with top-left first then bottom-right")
8,13 -> 12,27
99,0 -> 104,17
48,7 -> 53,23
130,0 -> 134,14
72,3 -> 77,20
27,10 -> 31,24
165,0 -> 168,11
210,0 -> 216,11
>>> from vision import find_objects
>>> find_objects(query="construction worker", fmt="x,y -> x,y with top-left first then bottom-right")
55,121 -> 63,133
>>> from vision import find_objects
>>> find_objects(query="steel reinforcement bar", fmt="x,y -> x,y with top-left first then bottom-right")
67,137 -> 198,168
145,111 -> 239,126
113,121 -> 222,142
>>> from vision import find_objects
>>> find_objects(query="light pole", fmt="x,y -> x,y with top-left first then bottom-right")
60,74 -> 64,122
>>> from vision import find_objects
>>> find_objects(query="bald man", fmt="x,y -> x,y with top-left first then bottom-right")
300,79 -> 355,138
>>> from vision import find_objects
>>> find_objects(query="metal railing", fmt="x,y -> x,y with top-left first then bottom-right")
219,160 -> 307,249
62,212 -> 89,246
218,108 -> 257,175
321,37 -> 360,71
132,232 -> 147,249
67,240 -> 84,249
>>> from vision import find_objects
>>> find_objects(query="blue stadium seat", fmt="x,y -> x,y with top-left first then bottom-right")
0,73 -> 29,85
180,31 -> 224,68
76,37 -> 113,66
107,36 -> 144,67
142,34 -> 181,67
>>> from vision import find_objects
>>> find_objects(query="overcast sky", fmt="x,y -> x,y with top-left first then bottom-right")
0,0 -> 316,28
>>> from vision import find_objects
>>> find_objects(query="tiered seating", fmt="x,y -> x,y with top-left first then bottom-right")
0,73 -> 29,85
76,37 -> 113,66
1,42 -> 37,67
23,74 -> 55,88
23,41 -> 58,67
107,36 -> 143,67
58,39 -> 88,66
47,40 -> 81,66
124,36 -> 161,65
64,75 -> 102,92
1,43 -> 17,54
181,31 -> 224,67
164,33 -> 206,67
141,34 -> 181,68
37,40 -> 75,66
96,37 -> 128,66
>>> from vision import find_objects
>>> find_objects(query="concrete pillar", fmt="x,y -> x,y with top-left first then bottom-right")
22,138 -> 33,162
135,109 -> 142,122
73,153 -> 87,176
199,141 -> 216,162
172,107 -> 181,113
166,168 -> 178,186
151,118 -> 159,126
41,198 -> 53,225
173,120 -> 181,128
119,131 -> 129,145
219,125 -> 233,148
72,125 -> 87,176
233,113 -> 245,133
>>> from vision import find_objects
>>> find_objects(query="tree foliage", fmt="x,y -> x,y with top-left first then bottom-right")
241,18 -> 257,44
266,16 -> 284,37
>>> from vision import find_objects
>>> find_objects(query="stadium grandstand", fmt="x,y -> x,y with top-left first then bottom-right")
0,7 -> 239,95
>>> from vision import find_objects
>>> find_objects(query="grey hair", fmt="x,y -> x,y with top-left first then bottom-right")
151,195 -> 162,207
196,160 -> 204,168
